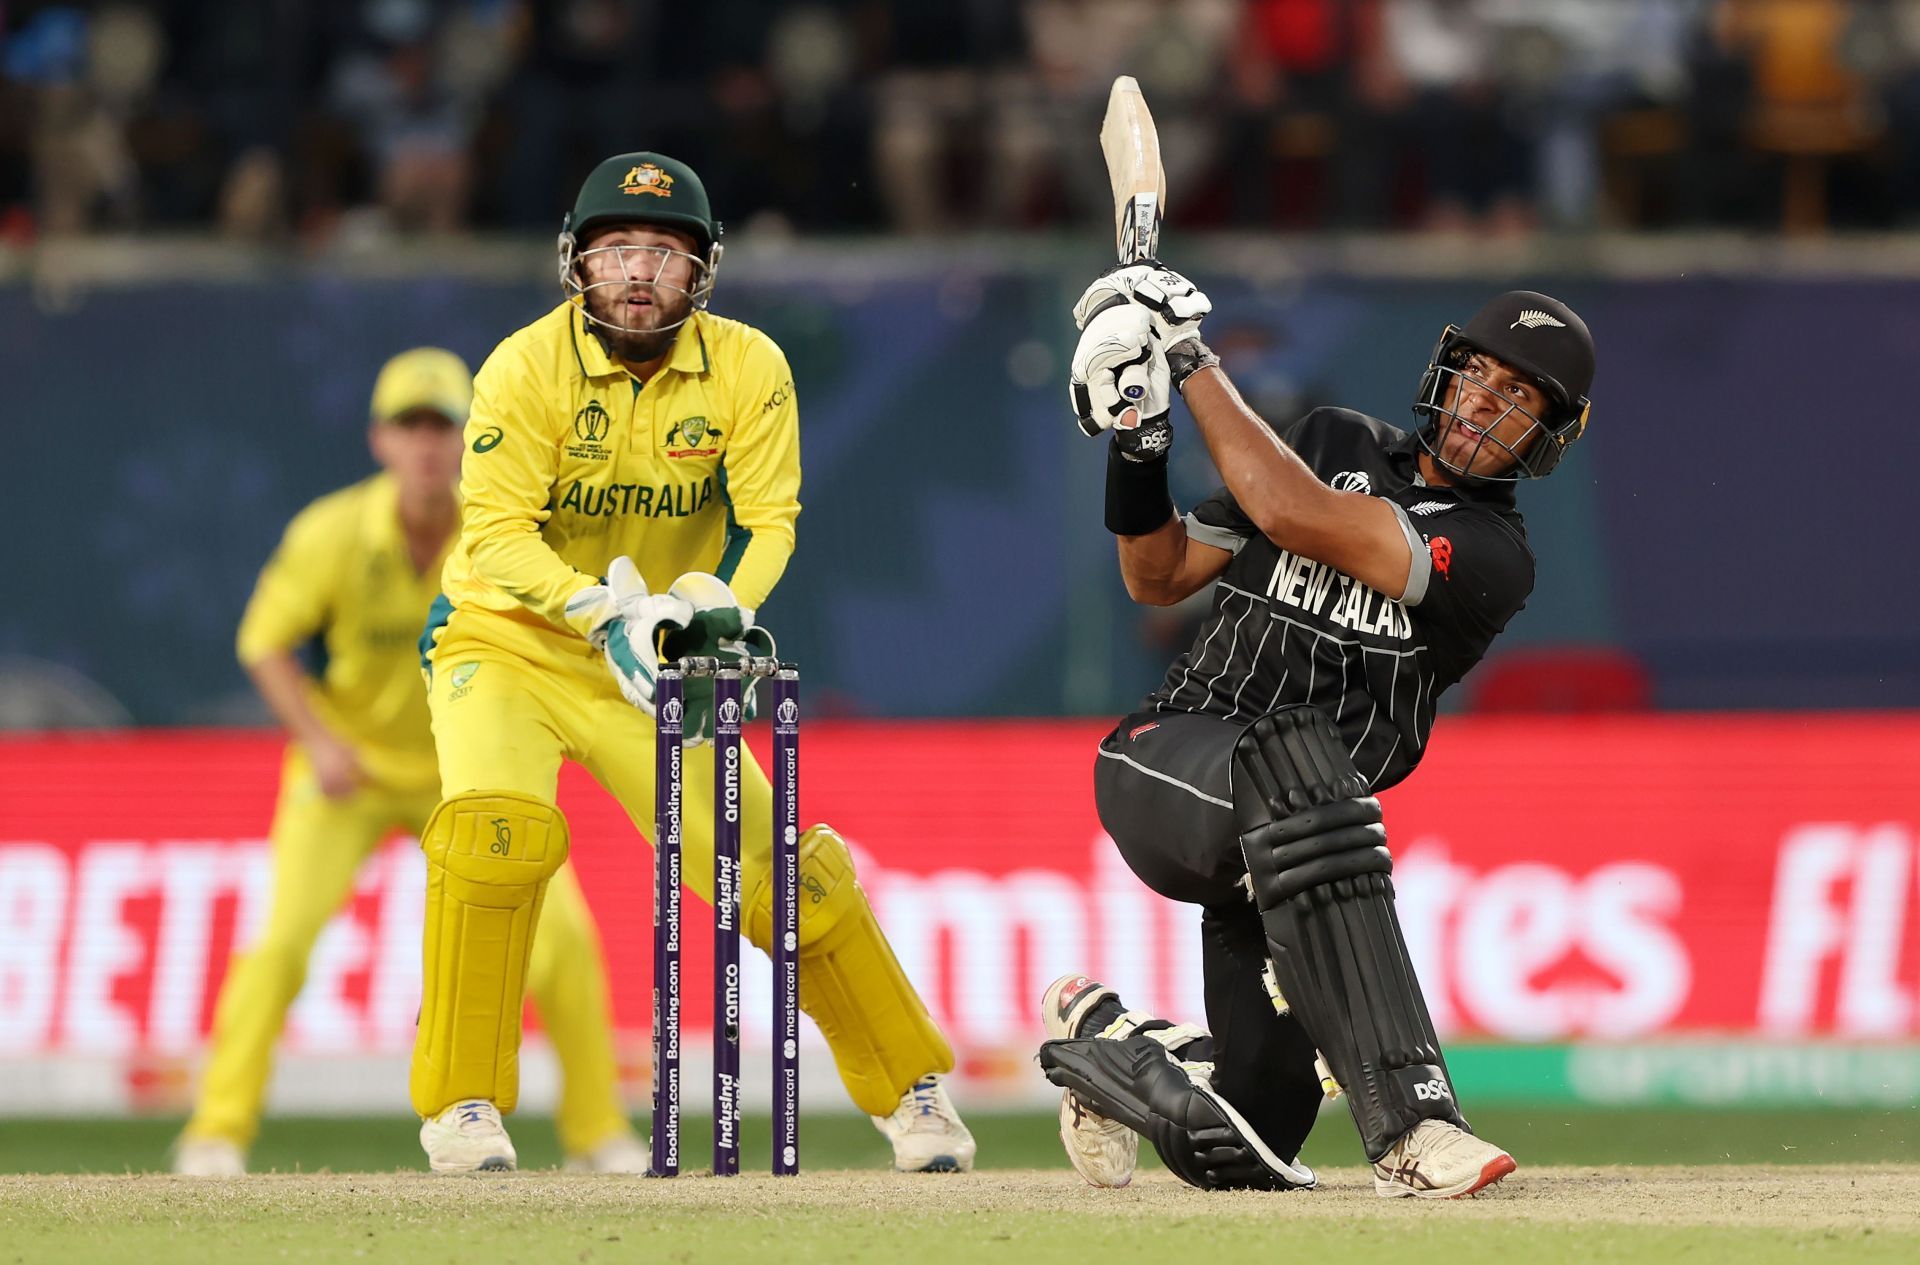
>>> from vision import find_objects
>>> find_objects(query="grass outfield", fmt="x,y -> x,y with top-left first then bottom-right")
5,1167 -> 1918,1265
1,1106 -> 1915,1174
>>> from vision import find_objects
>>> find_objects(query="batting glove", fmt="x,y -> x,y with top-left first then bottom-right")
564,557 -> 695,714
1072,262 -> 1211,347
1070,302 -> 1173,461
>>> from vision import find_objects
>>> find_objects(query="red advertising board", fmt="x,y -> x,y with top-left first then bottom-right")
2,716 -> 1917,1095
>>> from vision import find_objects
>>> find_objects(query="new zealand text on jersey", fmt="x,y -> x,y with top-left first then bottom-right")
1265,547 -> 1412,641
557,475 -> 712,519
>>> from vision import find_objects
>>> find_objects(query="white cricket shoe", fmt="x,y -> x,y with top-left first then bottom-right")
870,1073 -> 976,1173
172,1136 -> 245,1177
420,1099 -> 517,1173
562,1131 -> 648,1174
1041,973 -> 1140,1188
1373,1119 -> 1516,1199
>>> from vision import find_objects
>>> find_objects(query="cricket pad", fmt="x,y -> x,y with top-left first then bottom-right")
1234,705 -> 1467,1161
743,823 -> 952,1116
410,790 -> 570,1118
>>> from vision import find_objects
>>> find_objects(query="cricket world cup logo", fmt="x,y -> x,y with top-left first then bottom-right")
719,698 -> 741,727
662,698 -> 684,725
776,697 -> 798,726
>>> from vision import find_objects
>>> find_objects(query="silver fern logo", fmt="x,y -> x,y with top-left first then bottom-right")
1407,500 -> 1452,516
1511,309 -> 1566,330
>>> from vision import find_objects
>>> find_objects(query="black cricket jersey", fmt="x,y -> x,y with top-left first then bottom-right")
1144,407 -> 1535,790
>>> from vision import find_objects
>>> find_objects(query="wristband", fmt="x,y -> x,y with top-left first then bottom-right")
1105,438 -> 1175,536
1166,336 -> 1221,392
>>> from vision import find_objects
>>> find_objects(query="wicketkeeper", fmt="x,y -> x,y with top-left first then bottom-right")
411,152 -> 971,1173
1039,269 -> 1596,1198
176,349 -> 641,1175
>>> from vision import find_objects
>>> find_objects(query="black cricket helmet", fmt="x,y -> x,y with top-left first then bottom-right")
557,151 -> 725,335
1413,290 -> 1595,481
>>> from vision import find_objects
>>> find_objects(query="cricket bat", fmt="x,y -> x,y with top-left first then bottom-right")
1101,75 -> 1165,264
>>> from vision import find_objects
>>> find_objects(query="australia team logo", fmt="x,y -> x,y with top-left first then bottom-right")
621,163 -> 674,198
664,415 -> 722,458
449,661 -> 481,701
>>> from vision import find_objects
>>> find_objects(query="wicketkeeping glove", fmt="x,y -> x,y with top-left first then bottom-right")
659,572 -> 778,746
563,556 -> 695,714
1072,262 -> 1211,347
1070,302 -> 1173,460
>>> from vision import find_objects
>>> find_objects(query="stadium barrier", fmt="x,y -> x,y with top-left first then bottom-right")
2,715 -> 1916,1113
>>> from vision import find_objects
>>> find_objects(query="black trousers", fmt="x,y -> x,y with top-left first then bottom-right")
1093,709 -> 1326,1159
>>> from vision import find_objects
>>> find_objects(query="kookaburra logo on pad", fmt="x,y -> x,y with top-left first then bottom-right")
1510,309 -> 1566,329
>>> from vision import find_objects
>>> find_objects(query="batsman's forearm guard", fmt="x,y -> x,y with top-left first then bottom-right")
1104,440 -> 1174,536
1233,705 -> 1468,1161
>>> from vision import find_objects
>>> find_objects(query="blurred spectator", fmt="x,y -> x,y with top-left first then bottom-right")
1377,0 -> 1532,233
871,0 -> 1034,233
327,4 -> 486,235
1877,1 -> 1920,225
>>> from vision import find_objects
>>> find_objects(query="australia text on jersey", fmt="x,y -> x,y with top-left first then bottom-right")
557,475 -> 712,520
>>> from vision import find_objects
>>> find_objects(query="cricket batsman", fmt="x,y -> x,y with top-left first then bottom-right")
175,349 -> 644,1176
410,151 -> 972,1173
1038,273 -> 1597,1197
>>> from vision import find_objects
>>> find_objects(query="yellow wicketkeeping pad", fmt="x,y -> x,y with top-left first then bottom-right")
410,790 -> 571,1117
744,824 -> 953,1115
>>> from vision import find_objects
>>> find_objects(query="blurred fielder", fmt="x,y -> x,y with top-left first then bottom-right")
410,151 -> 970,1173
1040,271 -> 1595,1198
175,349 -> 643,1176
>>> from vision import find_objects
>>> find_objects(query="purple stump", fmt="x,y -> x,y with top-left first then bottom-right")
712,669 -> 744,1176
771,667 -> 801,1175
649,669 -> 684,1178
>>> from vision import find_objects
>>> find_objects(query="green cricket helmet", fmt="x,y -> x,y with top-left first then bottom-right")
557,152 -> 725,333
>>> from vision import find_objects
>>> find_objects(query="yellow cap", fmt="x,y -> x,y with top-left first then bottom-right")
369,347 -> 473,423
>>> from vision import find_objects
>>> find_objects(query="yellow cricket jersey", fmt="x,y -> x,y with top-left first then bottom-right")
236,472 -> 450,790
434,301 -> 800,662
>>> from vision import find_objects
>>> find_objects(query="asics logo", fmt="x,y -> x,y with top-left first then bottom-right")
1510,309 -> 1566,329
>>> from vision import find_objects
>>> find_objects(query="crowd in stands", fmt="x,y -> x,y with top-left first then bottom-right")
6,0 -> 1920,244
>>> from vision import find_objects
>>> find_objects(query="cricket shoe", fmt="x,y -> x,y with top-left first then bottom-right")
1041,973 -> 1144,1187
1040,1032 -> 1315,1192
172,1136 -> 245,1177
1372,1120 -> 1516,1199
563,1130 -> 648,1174
871,1073 -> 976,1172
420,1099 -> 517,1173
1041,974 -> 1215,1188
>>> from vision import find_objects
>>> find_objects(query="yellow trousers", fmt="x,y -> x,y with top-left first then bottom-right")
184,746 -> 631,1155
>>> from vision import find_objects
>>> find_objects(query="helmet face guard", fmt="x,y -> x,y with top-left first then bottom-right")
1413,327 -> 1591,482
557,227 -> 725,338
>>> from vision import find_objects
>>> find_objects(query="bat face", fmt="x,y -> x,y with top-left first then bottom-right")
1101,76 -> 1166,264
